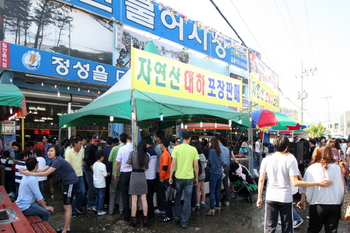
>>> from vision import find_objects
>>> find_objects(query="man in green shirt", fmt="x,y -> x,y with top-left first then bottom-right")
169,131 -> 199,228
107,133 -> 127,215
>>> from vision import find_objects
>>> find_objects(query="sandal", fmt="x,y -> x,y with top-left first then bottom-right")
56,227 -> 72,233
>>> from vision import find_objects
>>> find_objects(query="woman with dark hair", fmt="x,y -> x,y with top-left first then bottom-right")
327,138 -> 343,164
126,140 -> 150,227
298,144 -> 344,232
206,138 -> 222,216
21,145 -> 78,233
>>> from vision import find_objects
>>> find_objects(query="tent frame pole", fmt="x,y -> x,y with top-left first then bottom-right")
21,116 -> 25,150
131,92 -> 137,150
247,49 -> 255,176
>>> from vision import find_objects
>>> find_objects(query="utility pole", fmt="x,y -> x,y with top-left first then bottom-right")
296,61 -> 316,123
323,96 -> 332,128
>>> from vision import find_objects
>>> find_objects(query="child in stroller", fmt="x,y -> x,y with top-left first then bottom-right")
230,162 -> 258,203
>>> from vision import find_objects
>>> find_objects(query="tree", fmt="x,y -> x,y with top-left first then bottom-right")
4,0 -> 32,45
304,122 -> 330,138
54,6 -> 73,47
32,0 -> 56,49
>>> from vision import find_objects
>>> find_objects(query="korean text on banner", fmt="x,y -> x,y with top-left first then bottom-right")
131,48 -> 242,108
250,75 -> 280,112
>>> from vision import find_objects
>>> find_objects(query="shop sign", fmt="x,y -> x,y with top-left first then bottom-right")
0,42 -> 10,69
250,75 -> 280,112
131,48 -> 242,108
57,0 -> 117,18
58,0 -> 248,70
250,52 -> 279,93
6,42 -> 127,86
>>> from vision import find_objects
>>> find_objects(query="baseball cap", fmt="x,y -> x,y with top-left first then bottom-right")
346,139 -> 350,143
92,134 -> 100,142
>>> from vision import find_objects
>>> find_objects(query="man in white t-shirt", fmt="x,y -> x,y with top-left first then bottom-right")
257,135 -> 332,233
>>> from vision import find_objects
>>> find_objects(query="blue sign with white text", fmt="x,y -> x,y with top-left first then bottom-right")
59,0 -> 248,70
9,43 -> 127,86
120,0 -> 247,70
57,0 -> 121,19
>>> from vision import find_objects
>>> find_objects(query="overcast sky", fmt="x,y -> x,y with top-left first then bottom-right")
159,0 -> 350,125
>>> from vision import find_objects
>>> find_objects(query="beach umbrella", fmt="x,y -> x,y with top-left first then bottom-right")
252,110 -> 298,128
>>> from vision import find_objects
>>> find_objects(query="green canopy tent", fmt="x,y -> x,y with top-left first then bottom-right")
59,40 -> 250,139
59,70 -> 250,129
0,83 -> 25,109
0,83 -> 27,149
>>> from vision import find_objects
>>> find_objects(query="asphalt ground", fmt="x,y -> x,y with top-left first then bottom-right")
46,182 -> 350,233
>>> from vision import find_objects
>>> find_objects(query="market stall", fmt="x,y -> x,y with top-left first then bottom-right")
59,45 -> 250,142
0,84 -> 27,150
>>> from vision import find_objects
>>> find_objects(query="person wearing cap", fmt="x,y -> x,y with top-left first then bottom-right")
169,131 -> 199,228
238,142 -> 248,156
84,134 -> 101,210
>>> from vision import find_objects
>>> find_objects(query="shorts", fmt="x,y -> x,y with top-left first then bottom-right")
63,183 -> 77,205
198,179 -> 205,183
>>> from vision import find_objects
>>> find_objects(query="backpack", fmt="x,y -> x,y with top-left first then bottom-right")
198,159 -> 203,174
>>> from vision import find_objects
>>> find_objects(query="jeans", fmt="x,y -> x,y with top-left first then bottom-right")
94,188 -> 106,213
84,170 -> 95,207
38,181 -> 46,203
109,176 -> 123,214
120,172 -> 131,219
72,176 -> 86,213
174,178 -> 193,227
209,174 -> 221,210
191,185 -> 196,208
222,165 -> 230,202
146,179 -> 155,218
22,202 -> 50,222
293,208 -> 302,222
5,171 -> 14,194
160,179 -> 173,218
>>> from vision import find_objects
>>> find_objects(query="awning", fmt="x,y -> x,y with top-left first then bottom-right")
0,83 -> 25,108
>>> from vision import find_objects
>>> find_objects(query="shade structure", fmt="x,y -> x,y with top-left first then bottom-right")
185,123 -> 231,130
0,83 -> 25,109
59,70 -> 250,128
270,123 -> 307,131
252,110 -> 298,129
59,40 -> 250,129
268,129 -> 304,134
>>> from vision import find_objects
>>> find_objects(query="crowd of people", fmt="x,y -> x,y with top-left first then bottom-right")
0,132 -> 349,233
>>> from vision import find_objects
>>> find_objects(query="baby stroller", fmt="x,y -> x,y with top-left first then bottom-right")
230,162 -> 258,203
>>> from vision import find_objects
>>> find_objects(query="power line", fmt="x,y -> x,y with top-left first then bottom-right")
283,0 -> 310,67
273,0 -> 302,61
304,0 -> 317,67
227,0 -> 276,71
209,0 -> 247,47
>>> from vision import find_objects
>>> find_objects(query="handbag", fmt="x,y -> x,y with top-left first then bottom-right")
340,190 -> 350,222
165,185 -> 176,203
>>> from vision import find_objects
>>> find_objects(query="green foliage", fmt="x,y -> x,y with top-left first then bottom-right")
304,122 -> 329,138
51,45 -> 112,64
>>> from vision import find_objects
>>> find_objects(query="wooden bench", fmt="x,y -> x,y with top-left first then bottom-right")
0,186 -> 55,233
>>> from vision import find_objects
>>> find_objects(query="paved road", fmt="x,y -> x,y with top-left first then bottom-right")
47,184 -> 350,233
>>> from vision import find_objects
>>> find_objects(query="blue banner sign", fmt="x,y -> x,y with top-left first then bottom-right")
58,0 -> 120,19
8,42 -> 127,85
122,0 -> 248,70
60,0 -> 248,70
